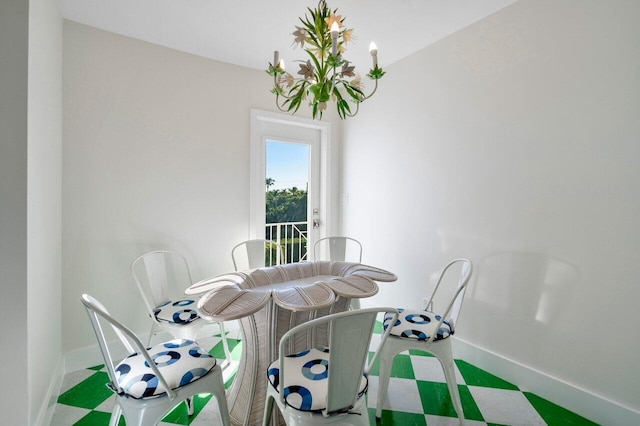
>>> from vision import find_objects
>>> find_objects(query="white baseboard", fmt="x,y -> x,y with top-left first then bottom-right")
453,337 -> 640,426
35,357 -> 65,426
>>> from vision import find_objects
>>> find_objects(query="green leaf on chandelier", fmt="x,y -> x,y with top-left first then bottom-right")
326,55 -> 342,68
266,63 -> 285,77
343,82 -> 363,102
367,65 -> 386,80
309,82 -> 330,103
306,50 -> 322,78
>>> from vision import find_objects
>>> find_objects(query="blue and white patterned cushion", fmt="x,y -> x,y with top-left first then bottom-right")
383,308 -> 453,341
114,339 -> 216,399
153,299 -> 199,324
266,347 -> 368,412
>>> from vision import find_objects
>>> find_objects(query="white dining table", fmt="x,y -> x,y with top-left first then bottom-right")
186,261 -> 397,426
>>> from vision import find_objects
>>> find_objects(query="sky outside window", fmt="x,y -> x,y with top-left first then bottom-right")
266,140 -> 309,191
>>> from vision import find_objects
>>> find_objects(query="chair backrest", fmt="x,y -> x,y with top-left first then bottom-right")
424,258 -> 473,339
277,307 -> 399,416
231,239 -> 282,271
313,236 -> 362,263
80,293 -> 176,399
131,250 -> 193,316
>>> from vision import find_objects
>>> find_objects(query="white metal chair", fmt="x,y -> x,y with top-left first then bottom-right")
313,236 -> 363,309
81,294 -> 230,426
313,236 -> 362,263
131,250 -> 231,362
263,307 -> 399,426
375,258 -> 473,424
231,239 -> 283,271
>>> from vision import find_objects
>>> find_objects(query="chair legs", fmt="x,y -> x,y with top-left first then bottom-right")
375,338 -> 465,425
218,321 -> 232,362
209,366 -> 231,426
429,341 -> 465,424
262,389 -> 276,426
375,341 -> 396,419
109,405 -> 122,426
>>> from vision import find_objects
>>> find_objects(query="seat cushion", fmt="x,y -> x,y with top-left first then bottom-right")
383,308 -> 453,341
114,339 -> 216,399
153,298 -> 199,324
267,347 -> 367,412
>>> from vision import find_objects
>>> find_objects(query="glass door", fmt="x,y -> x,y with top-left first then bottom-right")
250,110 -> 330,263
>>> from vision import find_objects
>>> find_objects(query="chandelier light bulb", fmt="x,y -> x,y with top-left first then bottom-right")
369,42 -> 378,67
331,22 -> 339,58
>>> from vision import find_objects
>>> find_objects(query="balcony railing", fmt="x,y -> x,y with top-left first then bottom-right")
266,221 -> 308,264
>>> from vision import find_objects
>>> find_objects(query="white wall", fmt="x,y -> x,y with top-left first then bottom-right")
0,0 -> 62,424
28,0 -> 63,423
0,0 -> 29,424
62,22 -> 342,357
342,0 -> 640,423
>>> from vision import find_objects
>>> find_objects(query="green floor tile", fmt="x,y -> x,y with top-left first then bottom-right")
370,407 -> 427,426
87,364 -> 104,371
454,359 -> 519,390
416,380 -> 459,418
368,353 -> 415,379
408,349 -> 435,357
224,370 -> 237,389
73,410 -> 112,426
524,392 -> 599,426
58,371 -> 113,409
373,320 -> 383,334
458,384 -> 484,421
209,338 -> 242,360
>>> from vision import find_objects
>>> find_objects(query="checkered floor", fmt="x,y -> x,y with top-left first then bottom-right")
52,325 -> 597,426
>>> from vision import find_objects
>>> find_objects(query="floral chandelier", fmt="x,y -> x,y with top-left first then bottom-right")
267,0 -> 385,120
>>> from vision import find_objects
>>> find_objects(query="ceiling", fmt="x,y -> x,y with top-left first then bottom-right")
58,0 -> 518,72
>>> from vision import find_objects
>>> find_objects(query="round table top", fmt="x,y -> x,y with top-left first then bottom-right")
187,261 -> 396,322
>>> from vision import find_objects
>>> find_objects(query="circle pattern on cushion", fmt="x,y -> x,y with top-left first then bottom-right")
383,308 -> 453,341
266,347 -> 367,412
153,299 -> 199,324
114,339 -> 216,399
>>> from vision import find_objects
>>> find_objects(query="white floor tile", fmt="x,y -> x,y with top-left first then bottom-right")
197,335 -> 221,351
50,404 -> 90,426
468,386 -> 546,426
188,396 -> 227,426
425,414 -> 487,425
93,394 -> 117,413
410,355 -> 465,384
58,368 -> 96,394
367,375 -> 424,414
221,360 -> 240,382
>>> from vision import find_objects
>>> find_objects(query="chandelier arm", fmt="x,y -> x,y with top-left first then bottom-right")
329,66 -> 339,98
273,74 -> 296,101
345,100 -> 360,117
361,78 -> 379,101
274,92 -> 290,113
